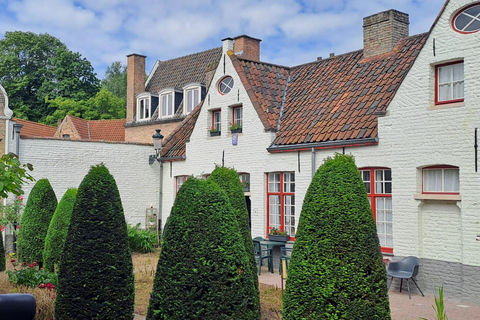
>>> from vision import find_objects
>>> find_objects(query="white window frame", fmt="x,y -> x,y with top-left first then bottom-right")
183,83 -> 202,114
422,166 -> 460,194
233,105 -> 242,128
136,92 -> 156,121
212,109 -> 221,131
159,89 -> 176,118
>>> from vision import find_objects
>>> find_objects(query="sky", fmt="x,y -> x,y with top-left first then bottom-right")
0,0 -> 446,79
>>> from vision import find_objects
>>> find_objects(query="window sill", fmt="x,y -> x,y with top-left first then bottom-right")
414,193 -> 461,201
430,101 -> 464,110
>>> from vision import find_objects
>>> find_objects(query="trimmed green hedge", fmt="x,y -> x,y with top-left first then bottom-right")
43,188 -> 77,272
283,154 -> 391,319
55,164 -> 134,320
16,179 -> 57,265
208,166 -> 260,318
0,230 -> 5,271
147,178 -> 257,320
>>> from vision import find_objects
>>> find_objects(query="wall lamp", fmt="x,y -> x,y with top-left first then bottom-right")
149,129 -> 164,165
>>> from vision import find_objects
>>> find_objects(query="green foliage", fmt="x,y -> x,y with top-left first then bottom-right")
55,164 -> 134,320
0,196 -> 24,225
43,188 -> 77,272
0,230 -> 5,272
16,179 -> 57,266
101,61 -> 127,101
283,154 -> 390,320
0,31 -> 100,122
147,178 -> 258,320
127,224 -> 157,253
44,88 -> 126,125
208,166 -> 260,318
6,260 -> 57,288
0,153 -> 34,199
434,287 -> 448,320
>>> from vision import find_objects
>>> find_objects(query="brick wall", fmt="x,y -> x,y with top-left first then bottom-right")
233,35 -> 261,61
125,120 -> 183,144
126,54 -> 146,123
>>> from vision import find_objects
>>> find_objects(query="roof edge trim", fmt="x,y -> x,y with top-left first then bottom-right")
267,138 -> 378,153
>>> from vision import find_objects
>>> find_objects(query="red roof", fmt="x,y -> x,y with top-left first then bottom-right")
13,118 -> 57,138
67,116 -> 126,142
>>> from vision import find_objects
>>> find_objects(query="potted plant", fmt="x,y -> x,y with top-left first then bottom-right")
209,127 -> 221,137
229,123 -> 242,134
268,227 -> 290,242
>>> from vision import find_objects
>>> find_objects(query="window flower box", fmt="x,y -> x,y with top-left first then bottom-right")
230,128 -> 242,134
210,130 -> 221,137
268,234 -> 290,242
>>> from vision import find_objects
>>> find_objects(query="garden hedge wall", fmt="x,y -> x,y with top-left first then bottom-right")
55,164 -> 134,320
147,178 -> 257,320
16,179 -> 57,265
43,188 -> 77,272
208,166 -> 260,318
283,154 -> 390,319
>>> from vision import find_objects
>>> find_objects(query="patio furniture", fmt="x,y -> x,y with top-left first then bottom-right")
279,247 -> 293,274
387,256 -> 425,299
253,239 -> 271,274
0,294 -> 36,320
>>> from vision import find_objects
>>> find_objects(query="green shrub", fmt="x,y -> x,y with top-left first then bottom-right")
0,229 -> 5,271
6,260 -> 57,288
43,188 -> 77,272
208,166 -> 260,318
147,178 -> 257,320
55,164 -> 134,320
16,179 -> 57,266
283,154 -> 390,319
127,223 -> 157,253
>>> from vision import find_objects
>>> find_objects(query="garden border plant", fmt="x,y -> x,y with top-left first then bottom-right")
283,154 -> 391,319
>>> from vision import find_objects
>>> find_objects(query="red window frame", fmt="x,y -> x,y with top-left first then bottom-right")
211,109 -> 221,131
360,167 -> 393,254
435,61 -> 464,105
232,105 -> 242,127
175,175 -> 189,195
452,3 -> 480,34
422,165 -> 460,195
266,172 -> 295,240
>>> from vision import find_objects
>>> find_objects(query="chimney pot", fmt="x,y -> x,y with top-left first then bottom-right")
329,53 -> 335,58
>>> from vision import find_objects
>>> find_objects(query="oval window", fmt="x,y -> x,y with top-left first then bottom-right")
218,76 -> 234,95
453,3 -> 480,34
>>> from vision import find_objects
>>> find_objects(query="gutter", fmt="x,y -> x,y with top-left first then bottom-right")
267,137 -> 378,153
159,155 -> 186,162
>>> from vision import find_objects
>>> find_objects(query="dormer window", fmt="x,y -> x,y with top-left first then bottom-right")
183,83 -> 202,114
136,92 -> 158,121
159,88 -> 182,118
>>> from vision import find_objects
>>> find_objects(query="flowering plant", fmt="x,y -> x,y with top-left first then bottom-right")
0,196 -> 24,226
229,122 -> 242,131
6,254 -> 57,288
269,227 -> 288,236
209,126 -> 219,133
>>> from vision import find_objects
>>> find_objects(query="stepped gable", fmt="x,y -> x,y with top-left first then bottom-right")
271,33 -> 428,147
146,47 -> 222,92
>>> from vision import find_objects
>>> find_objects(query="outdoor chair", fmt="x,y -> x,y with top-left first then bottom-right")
278,247 -> 292,274
253,239 -> 271,274
387,256 -> 425,299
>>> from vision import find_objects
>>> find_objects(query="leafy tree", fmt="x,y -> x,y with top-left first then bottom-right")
0,31 -> 100,122
102,61 -> 127,101
0,153 -> 34,198
147,178 -> 257,320
283,154 -> 390,319
43,188 -> 77,272
55,164 -> 134,320
208,166 -> 260,318
16,179 -> 57,266
44,88 -> 126,125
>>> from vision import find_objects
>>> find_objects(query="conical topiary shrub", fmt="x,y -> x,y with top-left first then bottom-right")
147,178 -> 256,320
43,188 -> 77,272
283,154 -> 391,319
208,166 -> 260,318
0,229 -> 5,272
55,164 -> 134,320
16,179 -> 57,265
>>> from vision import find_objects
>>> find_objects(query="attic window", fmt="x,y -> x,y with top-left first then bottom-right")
160,91 -> 174,118
218,76 -> 234,95
183,84 -> 202,114
62,134 -> 70,139
136,93 -> 158,121
453,3 -> 480,34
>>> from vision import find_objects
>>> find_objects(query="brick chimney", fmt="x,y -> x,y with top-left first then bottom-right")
363,10 -> 409,58
233,35 -> 261,61
126,53 -> 146,122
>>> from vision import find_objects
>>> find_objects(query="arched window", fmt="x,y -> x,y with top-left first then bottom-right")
422,165 -> 459,194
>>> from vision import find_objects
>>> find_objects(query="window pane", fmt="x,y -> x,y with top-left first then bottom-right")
376,197 -> 392,248
269,173 -> 280,192
438,66 -> 450,83
424,169 -> 443,192
439,84 -> 451,101
444,169 -> 460,192
269,195 -> 281,229
453,82 -> 464,100
361,170 -> 371,193
453,63 -> 464,81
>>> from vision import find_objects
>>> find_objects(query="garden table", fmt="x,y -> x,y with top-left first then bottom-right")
257,240 -> 286,273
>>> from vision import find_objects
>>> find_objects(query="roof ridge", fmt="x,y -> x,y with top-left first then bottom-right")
157,47 -> 222,65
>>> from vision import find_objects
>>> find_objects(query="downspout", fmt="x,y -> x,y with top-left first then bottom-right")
159,161 -> 163,235
13,123 -> 23,157
311,147 -> 316,178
